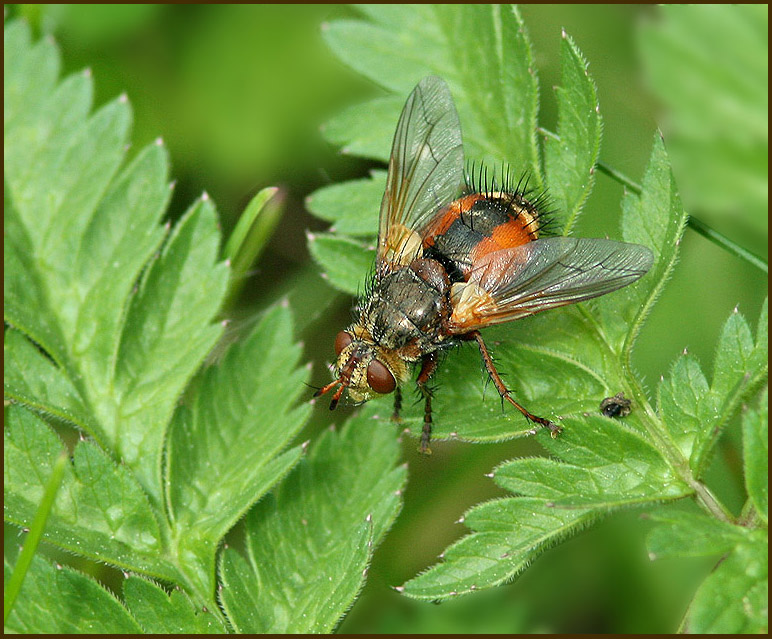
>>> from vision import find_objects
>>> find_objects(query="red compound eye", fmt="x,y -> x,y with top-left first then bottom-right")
334,331 -> 353,355
366,360 -> 396,394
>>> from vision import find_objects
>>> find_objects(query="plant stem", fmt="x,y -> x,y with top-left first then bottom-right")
687,216 -> 768,274
689,480 -> 735,523
595,160 -> 642,194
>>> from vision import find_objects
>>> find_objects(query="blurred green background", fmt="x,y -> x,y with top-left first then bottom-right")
8,4 -> 766,633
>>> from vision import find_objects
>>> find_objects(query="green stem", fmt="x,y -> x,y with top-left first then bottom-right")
4,450 -> 68,624
687,216 -> 768,274
537,126 -> 768,274
594,160 -> 643,195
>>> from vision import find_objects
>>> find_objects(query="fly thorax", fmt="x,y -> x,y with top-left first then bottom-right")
362,264 -> 448,348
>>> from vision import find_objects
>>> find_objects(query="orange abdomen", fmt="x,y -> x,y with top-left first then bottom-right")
421,193 -> 540,282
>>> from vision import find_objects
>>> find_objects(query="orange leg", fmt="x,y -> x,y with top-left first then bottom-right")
470,331 -> 561,437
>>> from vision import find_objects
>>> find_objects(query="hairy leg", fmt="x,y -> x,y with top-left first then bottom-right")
416,352 -> 440,454
470,330 -> 561,437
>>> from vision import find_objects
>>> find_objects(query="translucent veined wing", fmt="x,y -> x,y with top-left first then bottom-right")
448,237 -> 654,332
377,76 -> 465,276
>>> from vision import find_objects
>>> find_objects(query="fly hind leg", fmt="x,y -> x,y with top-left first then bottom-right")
470,331 -> 561,437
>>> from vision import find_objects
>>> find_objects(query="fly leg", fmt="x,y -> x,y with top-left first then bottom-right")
470,330 -> 562,437
416,352 -> 440,455
392,386 -> 402,422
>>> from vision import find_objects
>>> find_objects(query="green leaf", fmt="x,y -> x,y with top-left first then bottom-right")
494,416 -> 692,509
322,5 -> 540,172
122,576 -> 226,634
307,232 -> 375,296
402,497 -> 595,600
219,405 -> 406,633
646,508 -> 751,560
658,353 -> 711,460
681,534 -> 768,634
639,5 -> 768,237
166,305 -> 310,594
322,7 -> 449,96
4,19 -> 230,508
658,301 -> 768,476
432,5 -> 541,177
4,328 -> 97,437
743,388 -> 768,522
4,446 -> 67,625
3,553 -> 142,633
111,197 -> 228,502
322,99 -> 399,162
599,134 -> 688,354
305,170 -> 386,236
4,406 -> 179,582
543,31 -> 602,234
692,300 -> 769,472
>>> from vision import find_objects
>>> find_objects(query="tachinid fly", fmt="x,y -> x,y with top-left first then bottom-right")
314,76 -> 653,453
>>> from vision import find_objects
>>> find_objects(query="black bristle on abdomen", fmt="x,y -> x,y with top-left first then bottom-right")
463,160 -> 557,237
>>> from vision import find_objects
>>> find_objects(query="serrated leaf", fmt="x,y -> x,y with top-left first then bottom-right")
646,508 -> 751,560
599,134 -> 688,353
543,31 -> 602,234
3,553 -> 142,633
322,99 -> 400,162
111,198 -> 228,502
321,5 -> 540,174
658,353 -> 711,460
305,170 -> 386,236
307,232 -> 375,296
433,5 -> 541,176
4,406 -> 179,582
4,20 -> 229,509
743,388 -> 768,522
658,301 -> 768,476
496,416 -> 692,509
122,576 -> 226,634
219,405 -> 406,633
404,312 -> 610,443
4,328 -> 96,435
166,305 -> 310,594
681,534 -> 768,634
639,5 -> 768,236
322,8 -> 449,96
402,497 -> 595,600
690,302 -> 769,472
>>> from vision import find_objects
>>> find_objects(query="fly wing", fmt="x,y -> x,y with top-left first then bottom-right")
377,76 -> 465,276
448,237 -> 654,332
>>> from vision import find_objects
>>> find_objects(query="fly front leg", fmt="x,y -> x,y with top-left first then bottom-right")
416,352 -> 440,455
392,386 -> 402,422
469,331 -> 562,437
